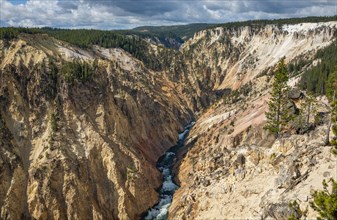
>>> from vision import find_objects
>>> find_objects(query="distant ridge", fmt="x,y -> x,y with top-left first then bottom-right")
131,15 -> 337,39
1,16 -> 336,50
132,23 -> 214,40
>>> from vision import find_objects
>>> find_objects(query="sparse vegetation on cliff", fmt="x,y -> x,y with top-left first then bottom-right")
325,70 -> 337,146
288,200 -> 308,220
60,60 -> 95,84
50,111 -> 58,132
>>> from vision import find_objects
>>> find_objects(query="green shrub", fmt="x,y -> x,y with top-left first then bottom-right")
310,178 -> 337,220
288,200 -> 307,220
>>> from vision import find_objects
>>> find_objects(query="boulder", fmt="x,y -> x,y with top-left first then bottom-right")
274,162 -> 301,189
285,100 -> 299,115
288,88 -> 303,100
264,203 -> 301,220
234,154 -> 246,168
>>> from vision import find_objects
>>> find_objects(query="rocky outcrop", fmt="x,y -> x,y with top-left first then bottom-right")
264,203 -> 302,220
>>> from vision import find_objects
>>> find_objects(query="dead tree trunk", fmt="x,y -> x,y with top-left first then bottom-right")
325,90 -> 336,145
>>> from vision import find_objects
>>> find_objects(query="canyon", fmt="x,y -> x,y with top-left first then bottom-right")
1,19 -> 337,219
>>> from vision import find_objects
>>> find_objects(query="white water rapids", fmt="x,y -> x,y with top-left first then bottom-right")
143,122 -> 194,220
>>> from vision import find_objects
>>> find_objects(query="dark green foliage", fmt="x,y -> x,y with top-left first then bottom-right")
132,23 -> 214,40
326,72 -> 337,148
230,120 -> 235,127
300,40 -> 337,95
310,178 -> 337,220
60,60 -> 94,84
222,82 -> 252,104
0,28 -> 19,40
240,81 -> 253,97
287,58 -> 311,77
264,58 -> 292,138
50,111 -> 58,132
288,200 -> 307,220
46,58 -> 59,99
326,70 -> 337,103
215,88 -> 231,98
49,58 -> 59,77
0,27 -> 40,40
47,29 -> 145,50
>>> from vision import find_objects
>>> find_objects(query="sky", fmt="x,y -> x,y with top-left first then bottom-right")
1,0 -> 337,29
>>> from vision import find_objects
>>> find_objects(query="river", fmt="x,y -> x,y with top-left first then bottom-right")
143,122 -> 195,220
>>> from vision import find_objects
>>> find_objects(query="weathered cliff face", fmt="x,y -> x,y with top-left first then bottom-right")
169,22 -> 337,219
0,36 -> 192,219
181,22 -> 337,91
170,81 -> 336,219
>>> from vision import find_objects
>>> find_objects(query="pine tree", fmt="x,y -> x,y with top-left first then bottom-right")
264,58 -> 291,138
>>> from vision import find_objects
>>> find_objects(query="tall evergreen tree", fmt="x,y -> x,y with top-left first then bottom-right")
264,58 -> 291,138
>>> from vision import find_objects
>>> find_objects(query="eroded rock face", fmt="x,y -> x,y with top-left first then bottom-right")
181,22 -> 337,91
169,21 -> 337,220
169,78 -> 335,219
0,38 -> 192,219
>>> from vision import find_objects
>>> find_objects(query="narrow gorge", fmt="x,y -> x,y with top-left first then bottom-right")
143,122 -> 194,220
1,17 -> 337,220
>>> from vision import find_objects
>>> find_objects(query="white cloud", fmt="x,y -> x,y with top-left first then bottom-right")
1,0 -> 336,29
